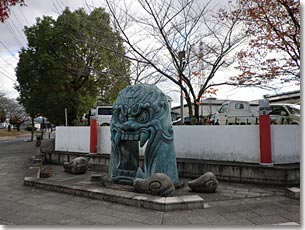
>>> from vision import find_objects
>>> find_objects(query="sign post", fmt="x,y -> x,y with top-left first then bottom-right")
258,99 -> 273,165
89,110 -> 98,154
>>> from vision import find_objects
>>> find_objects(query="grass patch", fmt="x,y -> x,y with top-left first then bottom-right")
0,129 -> 30,137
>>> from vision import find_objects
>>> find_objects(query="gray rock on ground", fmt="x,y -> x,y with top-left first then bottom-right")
133,173 -> 175,197
188,172 -> 218,193
63,157 -> 88,174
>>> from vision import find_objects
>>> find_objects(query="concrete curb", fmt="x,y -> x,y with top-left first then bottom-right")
285,187 -> 300,199
23,176 -> 204,211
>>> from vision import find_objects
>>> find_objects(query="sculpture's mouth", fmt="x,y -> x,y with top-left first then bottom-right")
110,127 -> 155,183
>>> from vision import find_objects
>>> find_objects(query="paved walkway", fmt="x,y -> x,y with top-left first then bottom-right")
0,139 -> 300,226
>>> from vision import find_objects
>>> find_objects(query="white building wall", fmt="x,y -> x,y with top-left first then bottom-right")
55,125 -> 300,164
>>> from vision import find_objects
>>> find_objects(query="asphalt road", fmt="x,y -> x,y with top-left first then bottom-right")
0,139 -> 300,226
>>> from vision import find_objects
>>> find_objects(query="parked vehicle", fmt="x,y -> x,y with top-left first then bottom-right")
213,100 -> 300,125
91,106 -> 113,126
172,117 -> 191,125
214,100 -> 257,125
269,104 -> 300,125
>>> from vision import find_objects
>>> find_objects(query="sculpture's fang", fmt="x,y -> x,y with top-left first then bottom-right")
114,132 -> 121,145
140,131 -> 150,147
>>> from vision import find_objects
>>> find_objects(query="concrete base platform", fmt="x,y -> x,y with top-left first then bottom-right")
43,150 -> 300,186
24,164 -> 288,212
24,165 -> 204,212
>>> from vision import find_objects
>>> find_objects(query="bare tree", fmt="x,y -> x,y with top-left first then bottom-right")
9,102 -> 28,131
105,0 -> 247,121
0,96 -> 28,131
229,0 -> 300,86
0,92 -> 7,123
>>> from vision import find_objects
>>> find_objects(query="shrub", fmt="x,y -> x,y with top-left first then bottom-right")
25,126 -> 37,132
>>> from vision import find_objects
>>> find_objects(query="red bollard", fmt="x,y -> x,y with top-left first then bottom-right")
259,114 -> 272,165
90,119 -> 98,153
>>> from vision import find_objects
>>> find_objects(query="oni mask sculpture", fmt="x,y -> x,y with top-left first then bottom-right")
109,84 -> 179,185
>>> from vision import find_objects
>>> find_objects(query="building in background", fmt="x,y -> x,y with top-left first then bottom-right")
263,90 -> 300,104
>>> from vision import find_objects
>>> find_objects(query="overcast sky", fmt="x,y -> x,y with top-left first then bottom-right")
0,0 -> 300,106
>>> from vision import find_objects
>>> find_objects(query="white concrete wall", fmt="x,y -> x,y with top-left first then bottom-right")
55,125 -> 300,164
173,126 -> 260,163
271,125 -> 300,163
55,126 -> 90,153
97,126 -> 111,154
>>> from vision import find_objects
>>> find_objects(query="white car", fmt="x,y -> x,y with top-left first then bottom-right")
91,106 -> 113,126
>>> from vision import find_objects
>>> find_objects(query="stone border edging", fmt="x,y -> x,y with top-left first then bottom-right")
23,176 -> 204,211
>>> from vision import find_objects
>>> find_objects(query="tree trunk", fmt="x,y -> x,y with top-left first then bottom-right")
194,99 -> 200,122
185,96 -> 193,119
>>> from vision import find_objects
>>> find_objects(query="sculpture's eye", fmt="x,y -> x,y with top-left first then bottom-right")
137,110 -> 150,123
118,113 -> 127,123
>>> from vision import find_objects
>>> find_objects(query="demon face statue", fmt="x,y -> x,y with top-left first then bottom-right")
109,84 -> 179,185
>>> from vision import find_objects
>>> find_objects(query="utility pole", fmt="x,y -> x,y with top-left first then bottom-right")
65,108 -> 68,126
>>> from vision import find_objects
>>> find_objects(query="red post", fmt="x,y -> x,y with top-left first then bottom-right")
259,114 -> 272,164
90,119 -> 98,153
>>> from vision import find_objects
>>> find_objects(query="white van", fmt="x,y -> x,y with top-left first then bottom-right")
214,100 -> 257,125
91,106 -> 113,126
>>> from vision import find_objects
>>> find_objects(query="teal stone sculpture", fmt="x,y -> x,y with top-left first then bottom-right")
109,84 -> 179,185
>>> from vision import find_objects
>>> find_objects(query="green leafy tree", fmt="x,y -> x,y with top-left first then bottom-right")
16,7 -> 130,125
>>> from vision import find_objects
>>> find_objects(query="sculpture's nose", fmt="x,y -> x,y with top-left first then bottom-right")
121,120 -> 138,132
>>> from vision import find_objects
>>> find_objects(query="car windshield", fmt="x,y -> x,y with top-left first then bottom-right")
286,105 -> 300,115
218,104 -> 228,113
